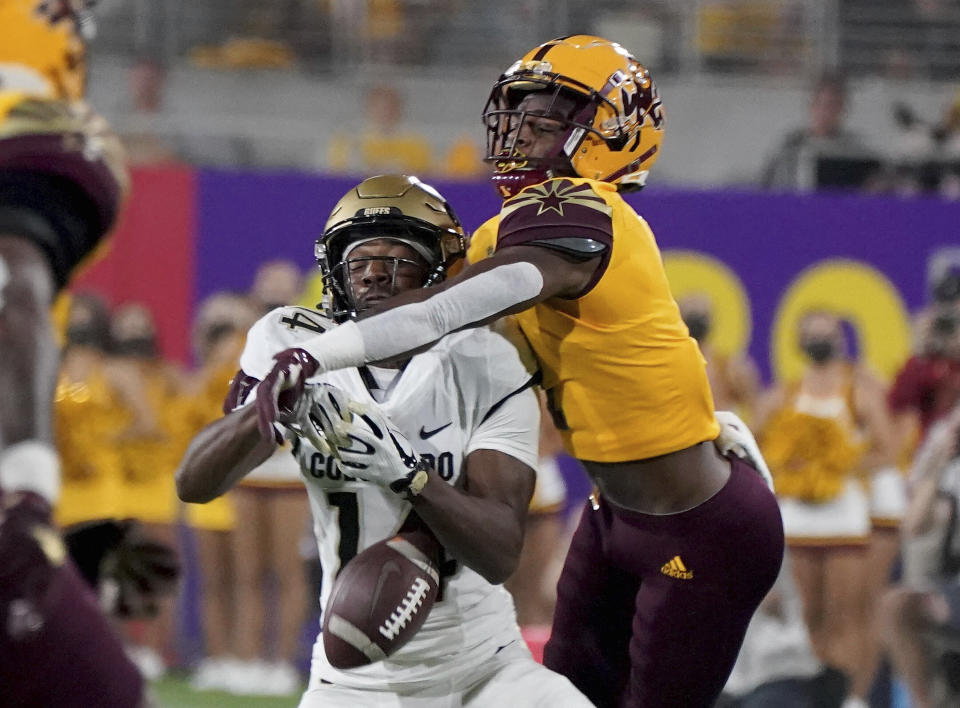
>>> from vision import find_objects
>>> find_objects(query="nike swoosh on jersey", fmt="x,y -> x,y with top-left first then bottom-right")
419,422 -> 452,440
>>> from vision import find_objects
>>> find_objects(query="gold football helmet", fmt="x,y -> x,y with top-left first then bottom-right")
317,175 -> 467,320
0,0 -> 96,102
483,35 -> 665,198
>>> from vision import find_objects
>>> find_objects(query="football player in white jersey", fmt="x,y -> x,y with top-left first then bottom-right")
176,175 -> 592,707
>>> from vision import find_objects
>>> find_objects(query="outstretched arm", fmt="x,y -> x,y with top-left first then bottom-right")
176,402 -> 276,503
256,246 -> 598,434
312,246 -> 595,371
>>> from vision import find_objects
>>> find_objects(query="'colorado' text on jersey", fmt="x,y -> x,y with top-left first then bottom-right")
234,307 -> 540,689
469,177 -> 719,462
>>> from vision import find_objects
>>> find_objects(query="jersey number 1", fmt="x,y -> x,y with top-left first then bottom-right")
327,491 -> 359,573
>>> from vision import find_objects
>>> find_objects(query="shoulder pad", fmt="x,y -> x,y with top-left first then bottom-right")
496,178 -> 613,253
239,306 -> 336,379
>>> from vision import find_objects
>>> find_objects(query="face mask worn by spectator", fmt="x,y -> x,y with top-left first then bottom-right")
684,313 -> 710,343
113,336 -> 157,359
802,338 -> 836,364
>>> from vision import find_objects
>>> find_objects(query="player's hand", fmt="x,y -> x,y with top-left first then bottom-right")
255,348 -> 320,443
300,388 -> 429,498
296,384 -> 354,456
0,491 -> 66,638
714,411 -> 774,491
63,519 -> 180,619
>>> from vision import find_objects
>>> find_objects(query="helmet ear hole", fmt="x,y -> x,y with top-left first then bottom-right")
605,134 -> 630,151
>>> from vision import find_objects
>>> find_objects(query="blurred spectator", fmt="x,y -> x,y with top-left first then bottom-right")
179,292 -> 260,692
120,58 -> 181,166
442,134 -> 487,179
880,405 -> 960,708
108,302 -> 187,679
679,293 -> 761,425
761,71 -> 881,192
697,1 -> 793,73
719,551 -> 847,708
220,263 -> 308,696
879,90 -> 960,198
55,293 -> 125,527
758,310 -> 896,708
250,260 -> 304,313
323,84 -> 432,175
889,248 -> 960,443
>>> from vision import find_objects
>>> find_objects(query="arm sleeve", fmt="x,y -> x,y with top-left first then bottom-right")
465,386 -> 540,471
301,261 -> 545,372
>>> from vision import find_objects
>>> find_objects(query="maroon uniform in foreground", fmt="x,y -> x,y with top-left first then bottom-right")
544,460 -> 784,708
0,491 -> 144,708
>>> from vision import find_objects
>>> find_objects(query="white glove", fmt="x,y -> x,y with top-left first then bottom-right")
299,385 -> 429,498
714,411 -> 774,491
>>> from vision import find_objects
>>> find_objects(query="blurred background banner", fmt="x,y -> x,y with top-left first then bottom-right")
79,167 -> 957,381
73,167 -> 197,364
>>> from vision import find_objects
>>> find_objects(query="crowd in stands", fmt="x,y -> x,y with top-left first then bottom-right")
762,71 -> 960,198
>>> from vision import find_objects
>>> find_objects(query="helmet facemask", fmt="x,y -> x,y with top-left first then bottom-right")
485,75 -> 644,198
484,78 -> 600,198
318,224 -> 444,321
47,0 -> 98,39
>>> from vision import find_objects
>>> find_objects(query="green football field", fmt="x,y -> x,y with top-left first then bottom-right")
151,675 -> 302,708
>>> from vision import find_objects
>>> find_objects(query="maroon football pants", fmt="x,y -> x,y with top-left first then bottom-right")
0,499 -> 144,708
543,459 -> 784,708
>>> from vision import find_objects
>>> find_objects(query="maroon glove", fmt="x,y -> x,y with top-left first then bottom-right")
255,348 -> 320,443
0,491 -> 64,639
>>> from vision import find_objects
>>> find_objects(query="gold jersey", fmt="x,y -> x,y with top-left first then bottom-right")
0,0 -> 87,101
54,366 -> 126,525
469,177 -> 718,462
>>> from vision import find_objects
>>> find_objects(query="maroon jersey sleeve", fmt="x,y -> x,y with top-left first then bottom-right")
496,179 -> 614,253
887,356 -> 929,414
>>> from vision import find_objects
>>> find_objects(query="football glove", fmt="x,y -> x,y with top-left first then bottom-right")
0,491 -> 67,640
255,348 -> 320,443
714,411 -> 774,491
64,518 -> 180,619
300,386 -> 430,499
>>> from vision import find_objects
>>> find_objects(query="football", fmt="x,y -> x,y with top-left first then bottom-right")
322,528 -> 441,669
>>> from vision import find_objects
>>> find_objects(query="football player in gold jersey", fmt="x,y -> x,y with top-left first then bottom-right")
0,3 -> 150,706
256,35 -> 784,707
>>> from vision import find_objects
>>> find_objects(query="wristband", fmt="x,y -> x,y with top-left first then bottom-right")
390,459 -> 432,501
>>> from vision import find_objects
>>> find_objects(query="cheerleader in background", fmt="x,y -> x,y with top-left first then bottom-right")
108,302 -> 187,678
55,293 -> 125,529
179,292 -> 259,691
758,310 -> 895,708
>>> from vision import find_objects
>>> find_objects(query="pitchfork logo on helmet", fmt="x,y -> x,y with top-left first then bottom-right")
482,35 -> 665,199
0,0 -> 98,101
316,175 -> 467,321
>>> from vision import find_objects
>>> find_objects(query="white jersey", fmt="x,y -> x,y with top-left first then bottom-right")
236,306 -> 541,689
